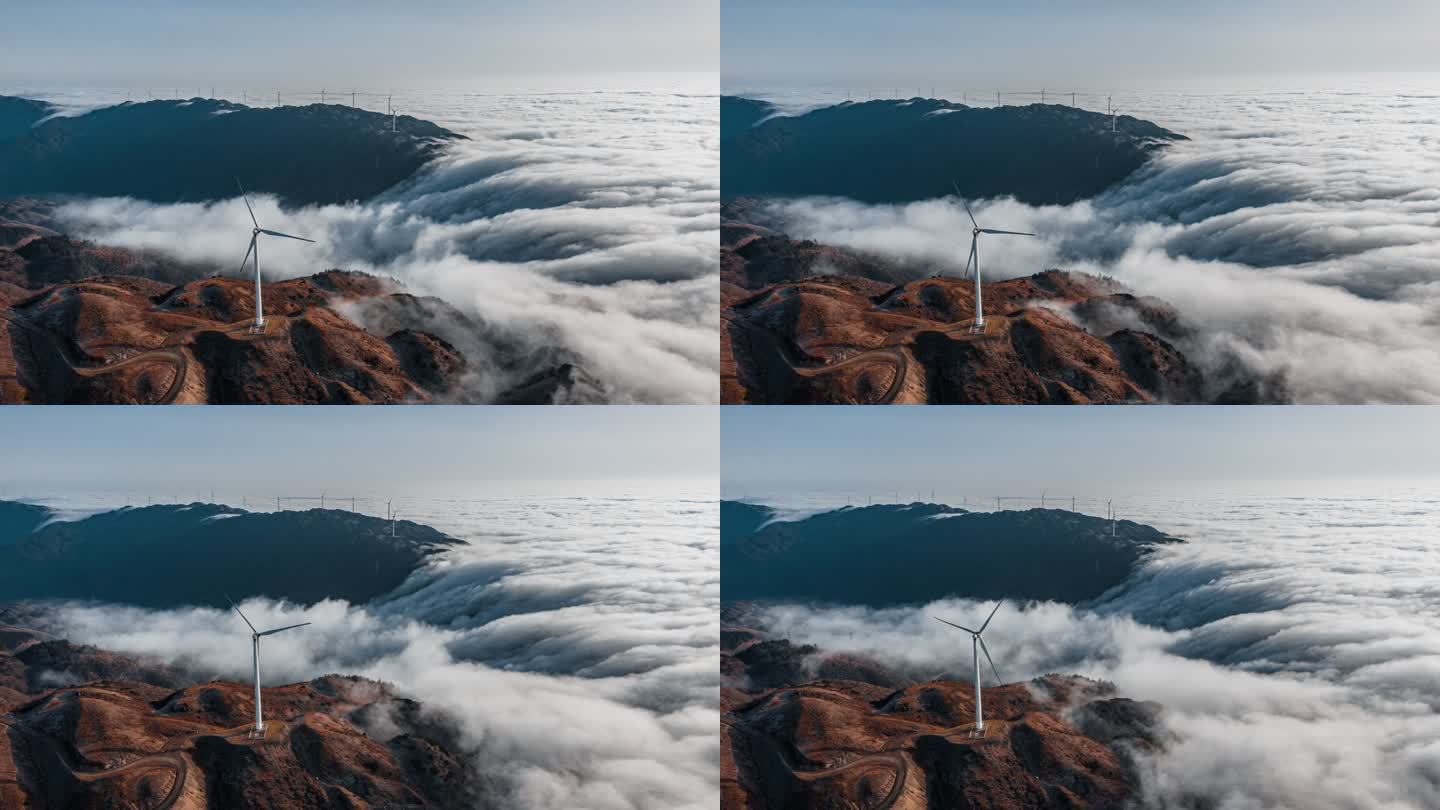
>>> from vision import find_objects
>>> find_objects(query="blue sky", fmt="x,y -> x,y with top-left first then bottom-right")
0,1 -> 718,88
0,407 -> 717,494
723,0 -> 1440,88
723,407 -> 1440,496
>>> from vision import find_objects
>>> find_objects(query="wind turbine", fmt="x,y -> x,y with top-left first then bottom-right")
955,189 -> 1036,334
934,601 -> 1005,737
235,178 -> 315,334
229,598 -> 310,737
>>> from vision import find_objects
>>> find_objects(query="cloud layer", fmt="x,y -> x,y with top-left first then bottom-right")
752,493 -> 1440,809
44,83 -> 719,403
753,83 -> 1440,402
39,492 -> 720,810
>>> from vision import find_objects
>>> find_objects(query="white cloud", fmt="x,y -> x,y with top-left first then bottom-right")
752,85 -> 1440,403
39,494 -> 720,810
46,87 -> 719,404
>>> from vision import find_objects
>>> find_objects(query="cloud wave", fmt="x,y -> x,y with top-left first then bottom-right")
44,84 -> 720,403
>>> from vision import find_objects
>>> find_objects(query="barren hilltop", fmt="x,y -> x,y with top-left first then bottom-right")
0,201 -> 606,404
722,202 -> 1282,404
722,609 -> 1165,809
0,619 -> 479,808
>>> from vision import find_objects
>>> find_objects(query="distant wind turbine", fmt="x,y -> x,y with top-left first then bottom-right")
954,188 -> 1036,334
935,601 -> 1005,737
229,598 -> 310,737
235,178 -> 315,334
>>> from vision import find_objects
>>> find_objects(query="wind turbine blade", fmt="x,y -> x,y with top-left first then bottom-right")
933,616 -> 978,634
226,594 -> 257,634
962,199 -> 979,229
978,600 -> 1003,633
259,229 -> 316,244
258,622 -> 312,637
235,178 -> 258,228
963,235 -> 976,279
979,635 -> 1003,685
239,236 -> 255,275
980,229 -> 1036,237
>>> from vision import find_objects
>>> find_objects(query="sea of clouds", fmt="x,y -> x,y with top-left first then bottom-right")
743,492 -> 1440,809
36,492 -> 720,810
734,77 -> 1440,403
23,79 -> 719,403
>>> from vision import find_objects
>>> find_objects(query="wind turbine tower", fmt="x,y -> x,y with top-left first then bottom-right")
955,193 -> 1037,334
230,599 -> 310,737
235,179 -> 316,334
934,601 -> 1005,737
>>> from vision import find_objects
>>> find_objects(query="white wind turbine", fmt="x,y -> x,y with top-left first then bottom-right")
934,600 -> 1005,737
229,598 -> 310,737
236,178 -> 315,334
955,189 -> 1036,334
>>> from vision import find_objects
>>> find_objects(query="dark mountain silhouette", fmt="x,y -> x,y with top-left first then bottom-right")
720,96 -> 777,139
0,96 -> 50,142
722,501 -> 1181,606
0,96 -> 463,205
0,501 -> 49,540
721,96 -> 1184,205
0,502 -> 458,608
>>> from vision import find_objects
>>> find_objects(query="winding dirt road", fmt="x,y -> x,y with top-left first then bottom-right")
1,712 -> 271,809
1,306 -> 283,404
725,698 -> 1009,810
726,718 -> 909,810
730,309 -> 1003,405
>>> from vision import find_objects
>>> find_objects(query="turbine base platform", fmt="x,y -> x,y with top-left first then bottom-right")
942,720 -> 1008,744
247,321 -> 266,336
950,317 -> 1002,339
235,723 -> 286,745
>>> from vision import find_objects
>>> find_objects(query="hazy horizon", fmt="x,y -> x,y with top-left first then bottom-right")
0,1 -> 717,88
723,407 -> 1440,498
722,0 -> 1440,88
0,407 -> 718,496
